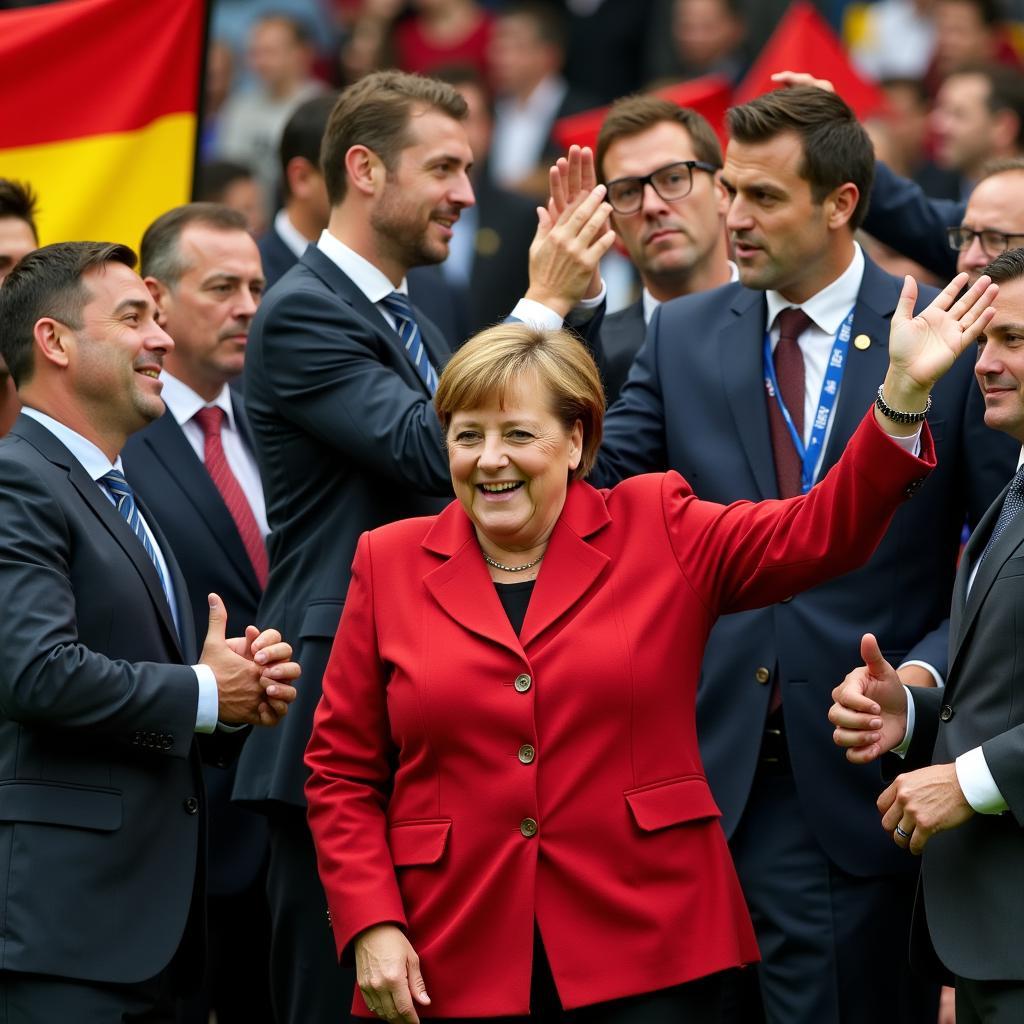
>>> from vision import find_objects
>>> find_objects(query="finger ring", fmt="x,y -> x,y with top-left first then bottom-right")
895,824 -> 911,839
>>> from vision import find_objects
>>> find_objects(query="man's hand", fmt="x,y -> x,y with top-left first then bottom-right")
548,146 -> 604,300
355,924 -> 430,1022
770,70 -> 836,93
879,763 -> 975,855
201,593 -> 299,727
829,633 -> 909,763
526,182 -> 614,318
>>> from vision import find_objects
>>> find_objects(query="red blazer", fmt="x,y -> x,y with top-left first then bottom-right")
305,410 -> 934,1018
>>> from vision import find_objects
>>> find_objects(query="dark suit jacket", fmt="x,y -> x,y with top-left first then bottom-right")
122,395 -> 269,894
0,414 -> 224,985
897,478 -> 1024,982
599,298 -> 645,404
407,175 -> 538,346
863,161 -> 964,281
258,223 -> 305,291
233,245 -> 454,810
592,255 -> 1017,877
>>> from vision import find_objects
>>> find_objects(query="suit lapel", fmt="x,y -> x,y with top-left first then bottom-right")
817,259 -> 898,478
138,412 -> 261,594
720,290 -> 779,499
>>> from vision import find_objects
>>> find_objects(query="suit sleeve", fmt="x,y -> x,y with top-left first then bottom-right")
661,409 -> 936,616
256,283 -> 452,494
981,725 -> 1024,826
862,162 -> 962,280
903,620 -> 951,680
590,304 -> 670,487
305,531 -> 407,959
0,456 -> 199,757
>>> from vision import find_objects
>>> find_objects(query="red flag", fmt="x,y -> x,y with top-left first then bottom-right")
552,76 -> 734,155
734,1 -> 884,119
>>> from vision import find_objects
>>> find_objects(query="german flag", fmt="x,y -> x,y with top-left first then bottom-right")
0,0 -> 207,253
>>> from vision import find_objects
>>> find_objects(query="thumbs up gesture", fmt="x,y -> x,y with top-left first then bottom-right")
828,633 -> 908,764
200,593 -> 300,727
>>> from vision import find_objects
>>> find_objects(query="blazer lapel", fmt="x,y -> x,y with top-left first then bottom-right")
817,259 -> 898,478
720,289 -> 779,499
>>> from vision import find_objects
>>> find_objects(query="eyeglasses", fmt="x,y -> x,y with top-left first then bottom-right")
605,160 -> 720,215
946,226 -> 1024,259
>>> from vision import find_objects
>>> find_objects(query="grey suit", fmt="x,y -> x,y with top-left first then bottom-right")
599,298 -> 645,403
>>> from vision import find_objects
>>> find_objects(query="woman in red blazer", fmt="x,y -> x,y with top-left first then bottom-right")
305,273 -> 994,1022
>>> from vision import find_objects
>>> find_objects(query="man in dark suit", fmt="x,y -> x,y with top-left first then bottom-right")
591,95 -> 736,400
0,241 -> 298,1021
258,94 -> 336,290
592,86 -> 1017,1024
232,69 -> 612,1024
830,246 -> 1024,1024
121,203 -> 273,1024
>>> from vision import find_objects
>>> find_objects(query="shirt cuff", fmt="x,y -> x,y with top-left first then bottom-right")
193,664 -> 218,734
576,280 -> 607,310
897,659 -> 945,688
955,746 -> 1009,814
891,685 -> 916,757
880,424 -> 922,457
510,298 -> 566,330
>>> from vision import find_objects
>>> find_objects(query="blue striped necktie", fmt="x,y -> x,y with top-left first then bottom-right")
978,465 -> 1024,569
100,470 -> 175,613
380,291 -> 439,395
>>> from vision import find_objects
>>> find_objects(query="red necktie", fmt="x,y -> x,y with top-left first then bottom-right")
767,307 -> 812,499
193,406 -> 269,589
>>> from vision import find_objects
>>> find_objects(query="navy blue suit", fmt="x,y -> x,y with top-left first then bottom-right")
591,255 -> 1016,1023
258,224 -> 305,291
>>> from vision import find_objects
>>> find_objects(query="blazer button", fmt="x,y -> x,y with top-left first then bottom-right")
939,704 -> 954,722
183,797 -> 200,815
755,666 -> 771,684
520,817 -> 538,838
518,744 -> 536,764
514,673 -> 532,693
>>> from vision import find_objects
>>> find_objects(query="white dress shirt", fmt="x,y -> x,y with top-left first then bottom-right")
19,407 -> 219,733
640,261 -> 740,325
490,75 -> 569,189
274,208 -> 312,260
159,373 -> 269,538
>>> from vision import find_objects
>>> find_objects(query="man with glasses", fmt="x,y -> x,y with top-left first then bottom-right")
592,86 -> 1015,1024
592,95 -> 736,400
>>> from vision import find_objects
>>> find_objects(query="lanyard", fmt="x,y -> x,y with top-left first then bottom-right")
763,306 -> 855,493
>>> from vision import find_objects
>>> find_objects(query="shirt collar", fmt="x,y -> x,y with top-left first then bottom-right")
274,208 -> 312,259
317,229 -> 407,304
20,406 -> 123,480
765,242 -> 864,335
159,372 -> 235,430
640,261 -> 741,325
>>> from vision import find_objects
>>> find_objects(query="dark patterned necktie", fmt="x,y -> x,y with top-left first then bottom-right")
380,292 -> 439,395
767,307 -> 812,498
977,465 -> 1024,569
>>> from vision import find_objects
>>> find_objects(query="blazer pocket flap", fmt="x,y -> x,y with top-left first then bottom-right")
625,776 -> 721,832
388,819 -> 452,866
0,781 -> 121,831
299,600 -> 345,639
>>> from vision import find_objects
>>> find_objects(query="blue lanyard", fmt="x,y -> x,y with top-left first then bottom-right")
763,307 -> 855,493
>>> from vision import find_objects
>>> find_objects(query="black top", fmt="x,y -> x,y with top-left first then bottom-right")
494,579 -> 536,636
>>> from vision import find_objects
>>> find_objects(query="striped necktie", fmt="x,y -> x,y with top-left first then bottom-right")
380,291 -> 439,395
100,470 -> 175,615
977,464 -> 1024,569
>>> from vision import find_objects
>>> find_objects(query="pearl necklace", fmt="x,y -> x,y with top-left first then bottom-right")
481,551 -> 544,573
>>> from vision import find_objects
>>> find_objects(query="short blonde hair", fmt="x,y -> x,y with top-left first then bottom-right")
434,324 -> 605,479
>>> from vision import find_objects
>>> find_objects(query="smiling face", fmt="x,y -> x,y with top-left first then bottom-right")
602,120 -> 727,298
447,373 -> 582,558
152,224 -> 265,400
975,275 -> 1024,443
370,107 -> 475,275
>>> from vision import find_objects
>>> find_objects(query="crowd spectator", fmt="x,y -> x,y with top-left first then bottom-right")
645,0 -> 748,87
197,160 -> 270,237
200,40 -> 236,162
848,0 -> 937,82
393,0 -> 494,79
927,0 -> 1023,90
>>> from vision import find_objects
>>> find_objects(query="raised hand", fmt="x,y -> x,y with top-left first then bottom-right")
828,633 -> 908,764
548,144 -> 597,219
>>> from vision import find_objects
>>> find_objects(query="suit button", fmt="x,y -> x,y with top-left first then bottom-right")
939,704 -> 954,722
518,744 -> 536,765
520,817 -> 538,838
326,908 -> 332,927
514,674 -> 532,693
183,797 -> 200,815
755,666 -> 771,684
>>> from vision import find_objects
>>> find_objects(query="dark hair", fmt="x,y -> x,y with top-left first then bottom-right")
596,95 -> 722,182
0,241 -> 136,387
140,202 -> 248,285
978,155 -> 1024,181
253,11 -> 313,47
945,63 -> 1024,149
279,93 -> 338,198
433,65 -> 495,118
982,246 -> 1024,283
498,2 -> 567,50
195,160 -> 257,204
0,179 -> 40,243
726,86 -> 875,230
321,70 -> 467,206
